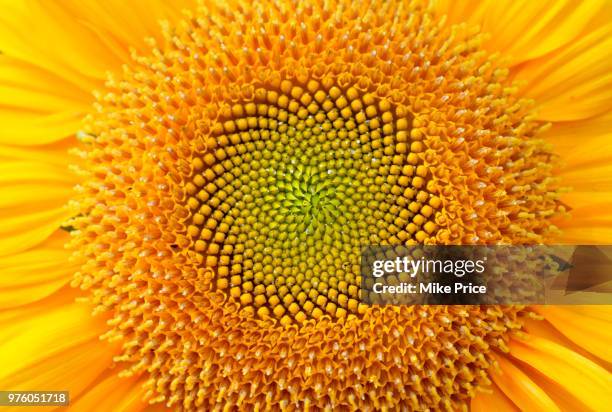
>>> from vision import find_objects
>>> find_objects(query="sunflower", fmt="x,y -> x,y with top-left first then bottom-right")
1,0 -> 611,410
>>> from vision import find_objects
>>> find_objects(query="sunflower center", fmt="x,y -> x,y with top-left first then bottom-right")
271,165 -> 339,228
184,80 -> 442,323
71,0 -> 565,408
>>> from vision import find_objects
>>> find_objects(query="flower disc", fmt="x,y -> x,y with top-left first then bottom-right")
70,0 -> 563,410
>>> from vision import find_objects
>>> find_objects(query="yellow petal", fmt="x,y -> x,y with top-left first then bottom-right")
534,306 -> 612,363
521,314 -> 604,365
554,304 -> 612,321
0,55 -> 92,106
433,0 -> 612,121
68,374 -> 151,412
435,0 -> 609,66
560,164 -> 612,192
557,192 -> 612,215
0,290 -> 103,376
0,137 -> 78,165
554,225 -> 612,244
0,55 -> 91,145
0,109 -> 84,146
0,0 -> 196,146
522,371 -> 596,412
508,335 -> 612,411
553,191 -> 612,241
0,0 -> 197,82
0,230 -> 74,309
58,0 -> 197,56
544,112 -> 612,209
0,292 -> 118,401
553,186 -> 612,244
471,381 -> 519,412
514,24 -> 612,121
0,0 -> 122,84
544,112 -> 612,172
536,96 -> 612,244
0,161 -> 76,256
490,352 -> 560,411
0,286 -> 78,342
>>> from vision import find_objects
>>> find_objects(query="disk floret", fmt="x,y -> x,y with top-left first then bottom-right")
69,0 -> 562,410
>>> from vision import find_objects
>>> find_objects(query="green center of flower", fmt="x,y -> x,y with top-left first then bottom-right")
274,165 -> 341,228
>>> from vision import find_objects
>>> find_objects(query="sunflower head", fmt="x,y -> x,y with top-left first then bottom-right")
66,0 -> 566,409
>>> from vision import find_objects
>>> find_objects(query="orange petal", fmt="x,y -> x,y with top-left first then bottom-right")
534,306 -> 612,363
491,352 -> 560,411
508,335 -> 612,411
68,373 -> 151,412
471,381 -> 519,412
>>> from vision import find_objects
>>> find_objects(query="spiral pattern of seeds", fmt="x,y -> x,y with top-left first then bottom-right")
70,0 -> 564,410
184,81 -> 441,323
